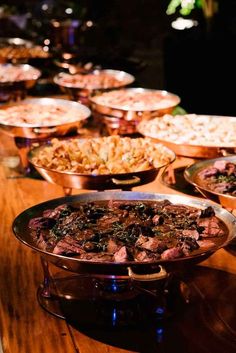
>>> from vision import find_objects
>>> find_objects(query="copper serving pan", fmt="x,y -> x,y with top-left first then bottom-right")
138,115 -> 236,159
137,138 -> 236,159
90,88 -> 181,135
0,98 -> 91,139
184,155 -> 236,209
53,69 -> 135,105
28,142 -> 176,190
0,63 -> 41,88
0,37 -> 49,63
12,191 -> 236,276
0,63 -> 41,102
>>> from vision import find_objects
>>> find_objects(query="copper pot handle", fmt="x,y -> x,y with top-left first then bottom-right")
111,176 -> 140,186
128,265 -> 167,281
33,127 -> 57,134
218,148 -> 236,157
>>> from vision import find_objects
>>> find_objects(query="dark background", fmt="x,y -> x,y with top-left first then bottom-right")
1,0 -> 236,115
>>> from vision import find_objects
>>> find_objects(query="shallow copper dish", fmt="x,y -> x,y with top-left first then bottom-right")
138,114 -> 236,158
12,191 -> 236,276
53,69 -> 135,105
28,140 -> 176,190
90,88 -> 180,135
0,97 -> 91,139
0,63 -> 41,102
184,156 -> 236,209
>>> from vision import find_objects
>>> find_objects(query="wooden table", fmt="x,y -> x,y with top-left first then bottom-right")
0,130 -> 236,353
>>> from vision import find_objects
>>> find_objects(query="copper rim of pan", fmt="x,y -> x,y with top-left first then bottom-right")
53,69 -> 135,90
0,97 -> 91,139
0,63 -> 41,86
12,191 -> 236,277
137,117 -> 236,159
27,140 -> 176,190
89,87 -> 181,121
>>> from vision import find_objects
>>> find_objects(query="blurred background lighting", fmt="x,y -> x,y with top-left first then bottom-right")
171,17 -> 198,30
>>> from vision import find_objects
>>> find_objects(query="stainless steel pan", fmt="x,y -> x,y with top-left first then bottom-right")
12,191 -> 236,276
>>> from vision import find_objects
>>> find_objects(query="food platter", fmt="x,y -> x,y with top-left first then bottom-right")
0,37 -> 49,62
90,88 -> 180,135
28,136 -> 175,190
12,191 -> 236,276
184,155 -> 236,209
0,97 -> 91,139
138,114 -> 236,158
53,69 -> 135,105
0,63 -> 41,102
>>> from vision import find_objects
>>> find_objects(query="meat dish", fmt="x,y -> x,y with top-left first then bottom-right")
196,160 -> 236,195
28,200 -> 227,263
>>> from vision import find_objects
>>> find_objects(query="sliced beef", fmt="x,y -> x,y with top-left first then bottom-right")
42,204 -> 72,219
96,214 -> 120,230
134,250 -> 160,262
161,247 -> 183,260
213,183 -> 232,193
197,216 -> 224,237
29,200 -> 226,263
135,235 -> 167,253
114,246 -> 129,262
197,239 -> 216,249
79,252 -> 113,262
179,237 -> 199,256
107,239 -> 122,254
226,163 -> 236,176
28,217 -> 56,230
213,160 -> 228,172
199,167 -> 218,178
53,235 -> 85,255
152,214 -> 164,225
182,229 -> 200,240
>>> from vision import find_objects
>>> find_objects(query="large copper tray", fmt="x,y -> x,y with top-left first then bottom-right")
0,97 -> 91,139
90,88 -> 180,135
138,115 -> 236,158
0,63 -> 41,102
12,191 -> 236,276
53,69 -> 135,105
0,63 -> 41,88
184,155 -> 236,209
28,141 -> 176,190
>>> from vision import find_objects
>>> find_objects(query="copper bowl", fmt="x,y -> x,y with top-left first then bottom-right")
184,155 -> 236,209
0,97 -> 91,139
0,63 -> 41,102
90,88 -> 181,135
28,138 -> 176,191
12,191 -> 236,276
138,114 -> 236,158
53,69 -> 135,105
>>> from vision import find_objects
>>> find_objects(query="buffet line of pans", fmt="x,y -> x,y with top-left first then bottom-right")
0,37 -> 236,285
